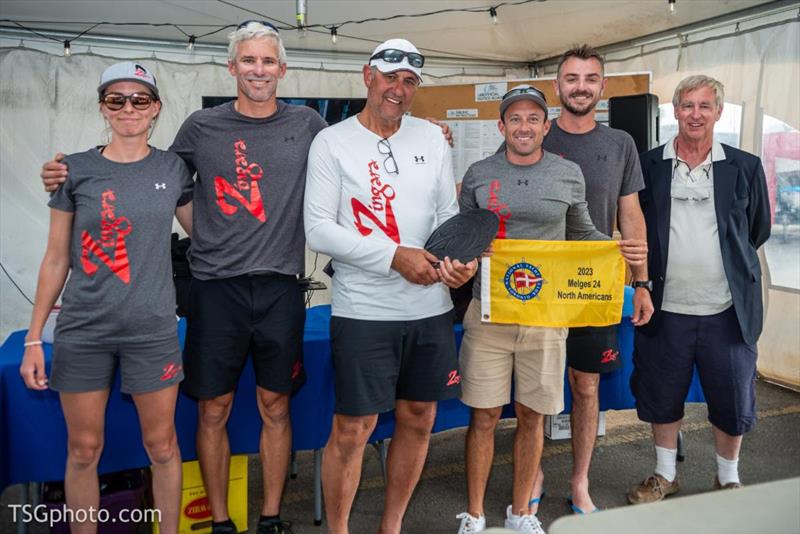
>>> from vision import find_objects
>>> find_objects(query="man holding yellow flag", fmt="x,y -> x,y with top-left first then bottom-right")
454,86 -> 647,534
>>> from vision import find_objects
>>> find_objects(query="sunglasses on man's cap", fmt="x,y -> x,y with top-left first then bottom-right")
237,20 -> 280,33
502,85 -> 546,101
370,49 -> 425,69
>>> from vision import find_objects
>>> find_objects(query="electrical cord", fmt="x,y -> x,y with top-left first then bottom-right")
0,260 -> 35,305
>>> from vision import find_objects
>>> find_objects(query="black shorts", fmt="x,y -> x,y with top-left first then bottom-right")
632,307 -> 757,436
566,325 -> 621,374
330,310 -> 461,416
182,274 -> 306,399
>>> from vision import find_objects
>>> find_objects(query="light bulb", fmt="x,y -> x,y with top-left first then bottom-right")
296,0 -> 307,30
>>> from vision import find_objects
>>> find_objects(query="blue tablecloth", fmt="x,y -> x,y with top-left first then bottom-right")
0,307 -> 335,491
0,288 -> 705,490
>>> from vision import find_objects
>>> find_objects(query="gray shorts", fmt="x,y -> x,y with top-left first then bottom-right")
50,336 -> 183,395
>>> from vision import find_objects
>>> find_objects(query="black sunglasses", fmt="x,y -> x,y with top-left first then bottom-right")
238,20 -> 280,33
370,49 -> 425,68
502,86 -> 546,101
377,138 -> 399,175
100,93 -> 156,111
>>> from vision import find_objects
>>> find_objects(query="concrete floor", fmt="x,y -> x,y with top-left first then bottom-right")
263,379 -> 800,533
3,379 -> 799,534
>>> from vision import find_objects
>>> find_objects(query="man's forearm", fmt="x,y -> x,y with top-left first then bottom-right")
618,195 -> 649,280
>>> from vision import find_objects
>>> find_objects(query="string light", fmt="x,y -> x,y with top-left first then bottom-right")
1,1 -> 543,51
296,0 -> 307,31
668,0 -> 676,15
63,40 -> 70,56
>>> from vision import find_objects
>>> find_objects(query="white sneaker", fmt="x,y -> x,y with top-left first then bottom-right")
504,505 -> 545,534
456,512 -> 486,534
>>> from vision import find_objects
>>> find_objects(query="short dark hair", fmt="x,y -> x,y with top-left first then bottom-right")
557,44 -> 604,77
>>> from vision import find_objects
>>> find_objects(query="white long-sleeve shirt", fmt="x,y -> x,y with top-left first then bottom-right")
305,115 -> 458,320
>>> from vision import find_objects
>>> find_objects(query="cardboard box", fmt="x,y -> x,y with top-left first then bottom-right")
544,412 -> 606,440
155,455 -> 248,534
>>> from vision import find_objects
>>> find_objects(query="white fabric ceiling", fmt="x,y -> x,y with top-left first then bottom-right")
0,0 -> 778,62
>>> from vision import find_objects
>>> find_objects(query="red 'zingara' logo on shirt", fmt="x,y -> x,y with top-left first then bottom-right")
351,160 -> 400,243
487,179 -> 511,239
80,189 -> 132,284
214,139 -> 266,222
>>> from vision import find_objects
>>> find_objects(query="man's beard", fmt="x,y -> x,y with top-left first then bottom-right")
561,91 -> 599,117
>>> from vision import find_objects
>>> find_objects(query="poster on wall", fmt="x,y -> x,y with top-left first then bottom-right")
444,119 -> 505,179
475,82 -> 508,102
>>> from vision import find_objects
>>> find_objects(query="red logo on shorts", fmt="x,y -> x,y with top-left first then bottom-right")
160,362 -> 182,381
446,370 -> 461,386
291,360 -> 303,380
600,349 -> 619,364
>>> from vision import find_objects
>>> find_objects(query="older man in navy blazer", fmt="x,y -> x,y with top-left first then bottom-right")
628,75 -> 771,504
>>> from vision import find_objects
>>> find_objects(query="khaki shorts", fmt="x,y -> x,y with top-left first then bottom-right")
460,299 -> 567,415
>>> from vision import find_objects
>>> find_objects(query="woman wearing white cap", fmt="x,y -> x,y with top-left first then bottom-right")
20,62 -> 193,534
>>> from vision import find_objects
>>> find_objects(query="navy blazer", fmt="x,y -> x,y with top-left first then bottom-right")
638,143 -> 771,345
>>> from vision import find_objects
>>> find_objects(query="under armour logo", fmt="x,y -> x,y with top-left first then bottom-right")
155,183 -> 166,190
414,155 -> 425,163
597,154 -> 607,162
517,179 -> 529,186
284,136 -> 295,142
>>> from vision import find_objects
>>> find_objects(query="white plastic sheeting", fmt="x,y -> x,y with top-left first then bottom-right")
604,20 -> 800,138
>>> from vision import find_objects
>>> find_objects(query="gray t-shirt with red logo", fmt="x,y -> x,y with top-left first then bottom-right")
170,100 -> 327,280
459,151 -> 607,301
49,147 -> 193,342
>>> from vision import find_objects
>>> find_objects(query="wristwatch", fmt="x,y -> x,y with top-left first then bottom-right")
632,280 -> 653,292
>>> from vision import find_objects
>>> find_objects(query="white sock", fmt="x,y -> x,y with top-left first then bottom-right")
654,445 -> 678,482
716,453 -> 740,485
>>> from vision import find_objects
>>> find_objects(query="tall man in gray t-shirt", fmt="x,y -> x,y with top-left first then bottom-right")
40,22 -> 324,534
543,45 -> 653,514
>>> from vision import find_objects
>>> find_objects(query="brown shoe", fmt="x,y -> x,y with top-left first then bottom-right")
713,476 -> 743,490
628,474 -> 680,504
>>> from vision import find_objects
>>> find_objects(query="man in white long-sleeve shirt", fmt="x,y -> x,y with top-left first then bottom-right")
304,38 -> 477,534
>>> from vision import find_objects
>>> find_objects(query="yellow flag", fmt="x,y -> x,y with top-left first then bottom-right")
480,239 -> 625,327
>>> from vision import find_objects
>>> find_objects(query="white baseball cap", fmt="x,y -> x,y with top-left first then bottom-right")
369,38 -> 424,81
